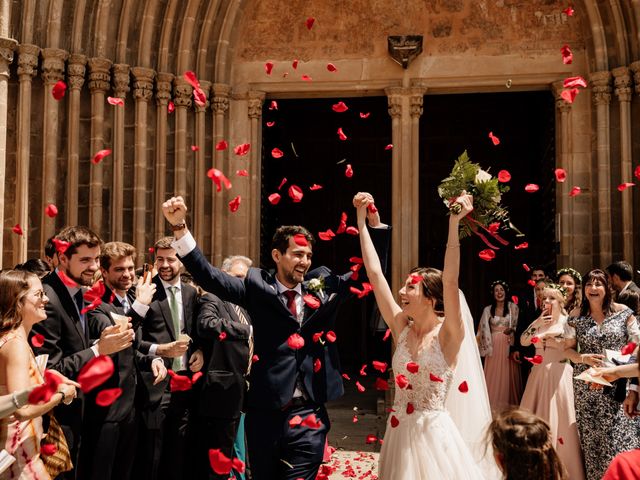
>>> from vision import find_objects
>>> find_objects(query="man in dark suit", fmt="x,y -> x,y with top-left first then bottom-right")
31,226 -> 134,478
607,261 -> 640,315
162,194 -> 390,480
79,241 -> 165,480
195,255 -> 253,480
133,236 -> 203,480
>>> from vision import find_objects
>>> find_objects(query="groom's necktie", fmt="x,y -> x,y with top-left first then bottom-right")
283,290 -> 298,318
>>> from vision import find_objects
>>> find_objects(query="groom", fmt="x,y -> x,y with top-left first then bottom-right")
162,194 -> 390,480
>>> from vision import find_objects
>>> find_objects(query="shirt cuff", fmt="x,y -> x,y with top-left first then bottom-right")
628,384 -> 639,392
171,231 -> 197,257
131,300 -> 150,318
149,344 -> 159,356
90,345 -> 100,357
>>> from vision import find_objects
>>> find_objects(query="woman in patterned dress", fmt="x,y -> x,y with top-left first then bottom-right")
565,269 -> 640,480
0,270 -> 78,480
477,281 -> 523,411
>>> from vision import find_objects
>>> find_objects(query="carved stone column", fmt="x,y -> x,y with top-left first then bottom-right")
211,83 -> 230,264
132,66 -> 155,262
409,84 -> 426,269
40,48 -> 68,247
590,71 -> 612,266
173,77 -> 192,197
247,91 -> 265,262
111,63 -> 130,241
88,57 -> 112,235
612,67 -> 634,265
0,37 -> 17,266
153,72 -> 173,240
193,80 -> 210,249
66,54 -> 86,226
551,81 -> 574,266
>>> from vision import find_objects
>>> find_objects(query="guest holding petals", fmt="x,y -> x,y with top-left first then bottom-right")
557,267 -> 582,315
0,270 -> 79,480
565,269 -> 640,480
519,283 -> 585,480
477,280 -> 523,411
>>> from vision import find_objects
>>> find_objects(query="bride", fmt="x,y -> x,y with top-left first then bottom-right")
354,192 -> 499,479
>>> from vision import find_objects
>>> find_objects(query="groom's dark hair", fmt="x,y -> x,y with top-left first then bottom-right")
271,226 -> 315,254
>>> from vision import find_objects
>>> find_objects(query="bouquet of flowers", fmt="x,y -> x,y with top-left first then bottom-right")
437,151 -> 515,243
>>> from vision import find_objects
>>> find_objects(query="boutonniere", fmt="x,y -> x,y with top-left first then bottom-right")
307,278 -> 325,299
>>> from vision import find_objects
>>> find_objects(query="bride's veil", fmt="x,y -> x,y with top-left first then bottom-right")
445,290 -> 501,479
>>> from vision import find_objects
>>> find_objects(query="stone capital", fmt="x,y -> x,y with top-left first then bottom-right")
385,86 -> 404,119
173,77 -> 193,107
88,57 -> 113,93
212,83 -> 231,115
551,80 -> 572,113
67,53 -> 87,90
612,66 -> 632,103
409,86 -> 426,118
132,66 -> 156,102
630,61 -> 640,95
590,70 -> 612,106
112,63 -> 130,98
156,72 -> 174,106
41,47 -> 68,85
16,44 -> 39,79
247,91 -> 265,119
0,37 -> 18,64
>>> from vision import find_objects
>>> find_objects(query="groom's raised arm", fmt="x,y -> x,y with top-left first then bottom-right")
162,196 -> 247,306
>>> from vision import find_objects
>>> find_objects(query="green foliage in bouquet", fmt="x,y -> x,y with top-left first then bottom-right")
437,151 -> 511,239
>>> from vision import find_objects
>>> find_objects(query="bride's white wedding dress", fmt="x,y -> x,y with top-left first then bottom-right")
377,325 -> 486,480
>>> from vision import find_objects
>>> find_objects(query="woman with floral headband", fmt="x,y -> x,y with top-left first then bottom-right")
519,283 -> 585,479
477,280 -> 522,411
565,269 -> 640,480
557,268 -> 582,315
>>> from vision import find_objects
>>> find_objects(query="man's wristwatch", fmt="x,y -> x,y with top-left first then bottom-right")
171,222 -> 186,232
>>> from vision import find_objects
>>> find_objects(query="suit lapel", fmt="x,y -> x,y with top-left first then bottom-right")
154,278 -> 177,341
46,272 -> 88,347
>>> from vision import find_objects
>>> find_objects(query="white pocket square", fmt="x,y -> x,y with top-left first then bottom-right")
328,293 -> 337,302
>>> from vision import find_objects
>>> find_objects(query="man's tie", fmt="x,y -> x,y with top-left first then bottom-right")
121,296 -> 130,312
74,290 -> 86,333
283,290 -> 298,318
233,304 -> 254,374
168,286 -> 184,371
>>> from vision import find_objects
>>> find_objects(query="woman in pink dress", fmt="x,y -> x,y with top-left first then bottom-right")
477,280 -> 523,412
519,283 -> 585,480
0,270 -> 78,479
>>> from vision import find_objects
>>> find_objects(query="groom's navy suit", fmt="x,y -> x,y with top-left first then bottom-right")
176,227 -> 390,479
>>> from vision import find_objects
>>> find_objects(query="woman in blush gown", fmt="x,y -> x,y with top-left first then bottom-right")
355,192 -> 498,480
519,283 -> 585,480
477,280 -> 522,411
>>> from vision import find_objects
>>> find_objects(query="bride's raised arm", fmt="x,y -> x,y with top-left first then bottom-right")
354,193 -> 403,340
439,194 -> 474,363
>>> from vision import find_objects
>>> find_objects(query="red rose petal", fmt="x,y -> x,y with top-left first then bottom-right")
107,96 -> 124,107
92,149 -> 112,165
78,355 -> 115,393
288,185 -> 304,203
326,63 -> 337,72
95,387 -> 123,407
228,196 -> 241,213
209,449 -> 232,475
293,233 -> 308,246
406,402 -> 415,414
31,333 -> 45,348
621,341 -> 637,355
618,182 -> 635,192
367,204 -> 378,214
563,76 -> 587,88
511,295 -> 519,304
345,226 -> 359,235
365,434 -> 378,444
190,145 -> 199,152
355,381 -> 365,393
563,6 -> 574,16
383,329 -> 391,341
478,249 -> 496,261
528,279 -> 537,287
233,143 -> 251,156
558,436 -> 564,445
390,416 -> 399,428
429,372 -> 444,382
277,178 -> 287,190
359,364 -> 367,376
555,168 -> 567,182
318,229 -> 335,241
287,333 -> 305,350
525,183 -> 540,193
395,374 -> 409,389
314,359 -> 322,372
183,71 -> 200,89
303,294 -> 320,309
28,370 -> 62,404
569,186 -> 581,197
268,100 -> 278,110
488,222 -> 500,234
372,361 -> 387,373
634,165 -> 640,180
265,62 -> 274,75
167,101 -> 175,113
193,87 -> 207,108
266,121 -> 275,127
523,263 -> 530,272
498,170 -> 511,183
218,332 -> 227,341
332,101 -> 348,113
337,127 -> 348,141
406,362 -> 419,374
236,169 -> 249,177
531,336 -> 539,344
272,148 -> 284,158
207,168 -> 232,192
488,132 -> 500,145
561,45 -> 573,64
301,74 -> 312,82
51,80 -> 67,100
44,204 -> 58,218
384,144 -> 393,150
292,60 -> 298,70
309,184 -> 323,191
268,193 -> 281,205
232,458 -> 246,475
215,140 -> 228,151
342,373 -> 351,380
344,164 -> 353,178
360,112 -> 370,119
12,224 -> 23,236
561,88 -> 579,104
374,377 -> 389,391
41,443 -> 57,456
458,381 -> 469,393
251,354 -> 259,363
524,354 -> 543,365
312,331 -> 324,343
326,331 -> 336,343
305,17 -> 315,30
302,413 -> 323,429
409,274 -> 422,285
57,270 -> 78,288
289,415 -> 303,427
514,242 -> 528,250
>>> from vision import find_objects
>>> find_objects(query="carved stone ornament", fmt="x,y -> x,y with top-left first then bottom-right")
17,44 -> 40,78
173,77 -> 193,108
247,91 -> 265,119
41,48 -> 68,84
630,61 -> 640,95
0,37 -> 18,64
212,83 -> 231,115
385,87 -> 404,119
156,72 -> 174,105
88,57 -> 113,93
132,66 -> 155,102
67,54 -> 87,90
388,35 -> 423,69
409,85 -> 426,118
612,66 -> 632,103
112,63 -> 131,98
590,71 -> 612,106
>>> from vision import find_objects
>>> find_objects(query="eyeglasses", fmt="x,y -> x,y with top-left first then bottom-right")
30,290 -> 46,300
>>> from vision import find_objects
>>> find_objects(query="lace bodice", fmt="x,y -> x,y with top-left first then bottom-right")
392,325 -> 454,413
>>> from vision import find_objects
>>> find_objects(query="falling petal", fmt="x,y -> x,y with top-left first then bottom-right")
524,184 -> 540,193
560,88 -> 579,103
326,63 -> 337,72
332,101 -> 348,113
390,416 -> 399,428
634,165 -> 640,180
305,17 -> 315,30
318,229 -> 335,241
107,96 -> 124,107
167,101 -> 175,113
272,148 -> 284,158
31,333 -> 45,348
292,59 -> 298,70
313,359 -> 321,372
51,81 -> 67,100
345,164 -> 353,178
45,204 -> 58,218
191,145 -> 199,152
563,76 -> 587,88
355,381 -> 365,393
523,263 -> 530,272
78,356 -> 115,393
360,112 -> 370,119
293,233 -> 308,246
478,249 -> 496,261
569,186 -> 581,197
41,444 -> 57,456
309,184 -> 323,191
618,182 -> 635,192
406,362 -> 419,374
95,388 -> 123,407
268,193 -> 281,205
265,62 -> 274,75
384,144 -> 393,150
429,373 -> 444,382
288,185 -> 304,203
233,143 -> 251,156
498,170 -> 511,183
514,242 -> 529,250
337,127 -> 348,141
236,169 -> 249,177
458,381 -> 469,393
555,168 -> 567,182
301,74 -> 312,81
207,168 -> 232,192
287,333 -> 305,350
269,100 -> 278,110
561,45 -> 573,64
215,140 -> 228,151
326,331 -> 336,342
92,149 -> 112,165
563,6 -> 575,16
228,196 -> 241,213
183,71 -> 200,89
488,132 -> 500,145
524,355 -> 543,365
266,121 -> 275,127
621,341 -> 637,355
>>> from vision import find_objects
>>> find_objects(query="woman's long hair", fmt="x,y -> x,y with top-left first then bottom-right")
409,267 -> 444,315
0,270 -> 37,336
557,269 -> 582,314
488,408 -> 567,480
579,269 -> 614,317
489,280 -> 513,317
